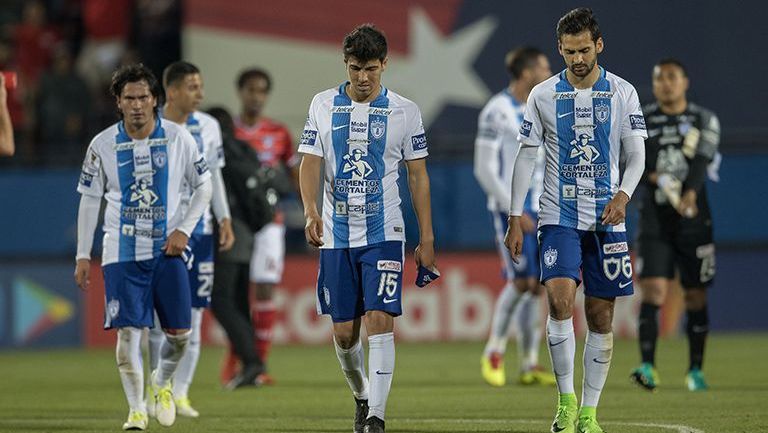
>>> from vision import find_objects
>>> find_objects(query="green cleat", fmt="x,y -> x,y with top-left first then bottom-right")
686,368 -> 709,391
550,394 -> 578,433
576,413 -> 605,433
630,362 -> 659,391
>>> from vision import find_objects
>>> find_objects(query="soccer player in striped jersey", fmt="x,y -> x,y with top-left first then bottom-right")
74,64 -> 212,430
145,61 -> 235,418
504,9 -> 646,433
476,46 -> 556,388
298,24 -> 436,433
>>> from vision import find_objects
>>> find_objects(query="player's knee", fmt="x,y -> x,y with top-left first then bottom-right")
254,282 -> 274,300
364,310 -> 394,335
333,328 -> 358,349
547,297 -> 573,319
164,329 -> 192,351
684,289 -> 707,310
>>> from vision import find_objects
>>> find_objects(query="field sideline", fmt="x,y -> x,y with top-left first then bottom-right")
0,334 -> 765,432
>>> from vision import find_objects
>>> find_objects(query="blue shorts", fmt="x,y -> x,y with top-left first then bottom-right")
316,241 -> 404,323
188,233 -> 215,308
102,255 -> 192,329
538,225 -> 634,298
492,212 -> 540,280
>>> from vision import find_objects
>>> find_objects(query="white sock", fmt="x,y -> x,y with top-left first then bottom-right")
581,331 -> 613,408
116,327 -> 146,412
334,337 -> 369,400
155,330 -> 191,387
367,332 -> 394,421
484,282 -> 522,356
147,311 -> 164,372
173,308 -> 203,398
516,293 -> 542,371
546,317 -> 576,394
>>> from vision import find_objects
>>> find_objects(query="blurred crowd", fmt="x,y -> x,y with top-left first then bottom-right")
0,0 -> 181,166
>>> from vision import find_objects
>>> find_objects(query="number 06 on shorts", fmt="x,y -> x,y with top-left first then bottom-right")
538,225 -> 634,298
315,241 -> 405,323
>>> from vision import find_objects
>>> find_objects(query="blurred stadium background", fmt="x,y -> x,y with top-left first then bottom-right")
0,1 -> 766,432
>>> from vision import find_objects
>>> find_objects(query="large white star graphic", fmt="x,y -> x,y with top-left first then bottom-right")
387,8 -> 497,127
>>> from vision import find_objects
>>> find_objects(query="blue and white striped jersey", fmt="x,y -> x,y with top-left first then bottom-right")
77,117 -> 211,265
178,110 -> 224,236
475,89 -> 544,214
518,67 -> 647,232
298,84 -> 428,249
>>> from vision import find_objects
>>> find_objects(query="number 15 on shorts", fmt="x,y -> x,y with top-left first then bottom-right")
378,272 -> 399,301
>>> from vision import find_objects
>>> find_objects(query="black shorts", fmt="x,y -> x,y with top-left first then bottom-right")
637,207 -> 715,288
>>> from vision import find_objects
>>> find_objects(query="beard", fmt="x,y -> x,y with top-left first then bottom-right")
570,58 -> 596,77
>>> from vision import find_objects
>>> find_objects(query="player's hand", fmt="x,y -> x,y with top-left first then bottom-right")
218,218 -> 235,251
74,258 -> 90,291
601,191 -> 629,225
504,216 -> 524,264
163,230 -> 189,256
304,210 -> 324,247
678,190 -> 698,219
415,240 -> 435,269
520,212 -> 536,234
656,173 -> 682,209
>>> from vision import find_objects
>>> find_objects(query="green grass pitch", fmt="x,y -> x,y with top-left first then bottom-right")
0,334 -> 766,432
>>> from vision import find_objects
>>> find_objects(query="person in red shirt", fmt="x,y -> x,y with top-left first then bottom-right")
220,68 -> 299,385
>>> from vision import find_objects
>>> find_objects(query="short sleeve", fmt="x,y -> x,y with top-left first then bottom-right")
205,117 -> 225,169
77,141 -> 105,197
620,85 -> 648,140
180,128 -> 212,188
298,95 -> 323,157
475,104 -> 503,151
402,104 -> 428,160
517,89 -> 544,146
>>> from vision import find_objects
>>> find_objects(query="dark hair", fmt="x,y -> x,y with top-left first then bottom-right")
556,8 -> 601,42
110,63 -> 162,116
206,106 -> 235,139
505,46 -> 544,80
163,61 -> 200,88
654,58 -> 688,77
236,68 -> 272,92
343,24 -> 387,62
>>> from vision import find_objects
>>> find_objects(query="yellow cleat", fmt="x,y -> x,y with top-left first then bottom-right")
175,395 -> 200,418
481,352 -> 506,387
520,365 -> 557,386
150,369 -> 176,427
122,409 -> 148,431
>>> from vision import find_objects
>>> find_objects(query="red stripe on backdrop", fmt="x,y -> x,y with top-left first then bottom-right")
184,0 -> 463,54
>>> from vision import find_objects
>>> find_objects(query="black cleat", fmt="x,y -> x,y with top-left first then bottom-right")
363,416 -> 385,433
353,399 -> 368,433
224,363 -> 265,390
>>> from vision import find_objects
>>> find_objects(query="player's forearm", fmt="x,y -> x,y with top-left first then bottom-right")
209,167 -> 232,222
683,153 -> 709,194
0,102 -> 14,157
299,155 -> 322,217
407,161 -> 435,244
177,179 -> 212,236
474,145 -> 511,210
509,145 -> 537,216
76,194 -> 102,260
618,135 -> 646,199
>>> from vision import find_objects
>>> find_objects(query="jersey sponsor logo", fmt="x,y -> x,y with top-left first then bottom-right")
79,171 -> 94,187
562,185 -> 611,200
595,102 -> 610,123
334,201 -> 381,216
333,179 -> 381,195
118,159 -> 132,168
576,106 -> 592,120
554,92 -> 577,100
194,157 -> 209,175
368,107 -> 393,116
332,124 -> 348,131
591,91 -> 614,99
331,106 -> 354,113
300,129 -> 317,146
377,260 -> 402,272
630,114 -> 646,130
84,149 -> 100,171
121,224 -> 164,239
152,150 -> 167,168
121,206 -> 166,221
370,119 -> 386,139
351,121 -> 368,134
603,241 -> 629,254
129,178 -> 159,208
543,246 -> 558,269
411,133 -> 428,151
520,120 -> 532,137
557,111 -> 573,119
561,134 -> 607,179
341,148 -> 374,179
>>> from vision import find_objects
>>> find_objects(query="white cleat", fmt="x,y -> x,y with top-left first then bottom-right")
150,369 -> 176,427
175,396 -> 200,418
122,410 -> 148,431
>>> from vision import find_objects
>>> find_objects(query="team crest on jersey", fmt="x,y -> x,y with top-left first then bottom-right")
543,247 -> 558,269
595,102 -> 610,123
370,119 -> 386,139
152,150 -> 167,168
